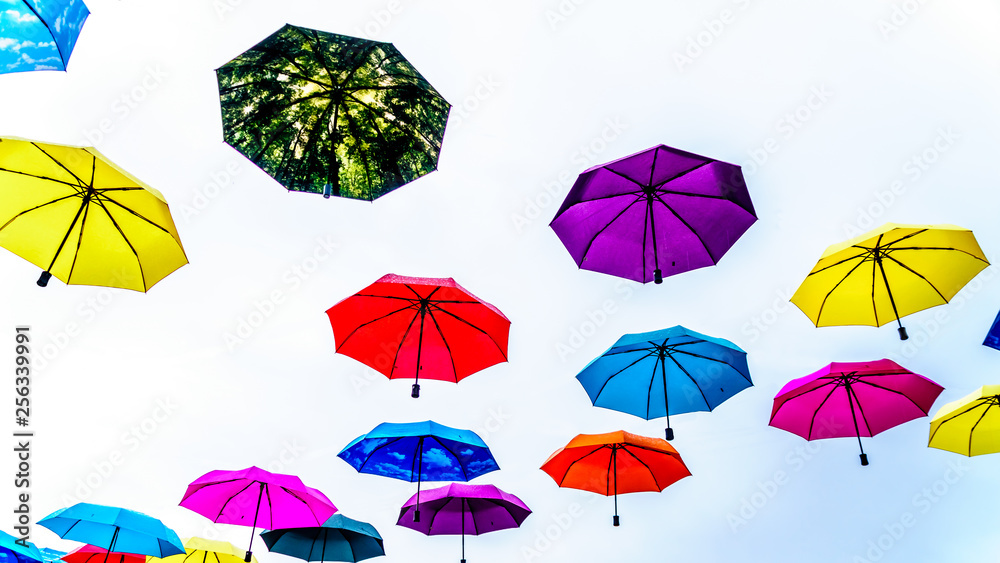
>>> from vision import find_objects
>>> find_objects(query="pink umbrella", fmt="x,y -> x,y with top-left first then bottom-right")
179,467 -> 337,562
769,359 -> 943,466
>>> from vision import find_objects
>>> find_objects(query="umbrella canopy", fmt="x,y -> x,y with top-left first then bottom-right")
261,514 -> 384,563
327,274 -> 510,398
216,24 -> 450,201
575,325 -> 752,440
179,467 -> 337,562
338,421 -> 500,522
37,503 -> 184,559
396,483 -> 530,563
790,223 -> 989,340
928,385 -> 1000,456
147,538 -> 256,563
0,0 -> 89,74
0,138 -> 188,290
770,359 -> 944,465
0,530 -> 43,563
540,430 -> 690,526
550,144 -> 757,284
61,546 -> 143,563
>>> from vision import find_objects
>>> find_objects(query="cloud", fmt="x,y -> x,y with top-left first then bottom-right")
4,9 -> 38,24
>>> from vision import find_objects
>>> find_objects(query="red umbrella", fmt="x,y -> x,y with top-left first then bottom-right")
327,274 -> 510,397
61,546 -> 144,563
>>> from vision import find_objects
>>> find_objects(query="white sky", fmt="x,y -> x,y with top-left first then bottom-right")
4,1 -> 1000,562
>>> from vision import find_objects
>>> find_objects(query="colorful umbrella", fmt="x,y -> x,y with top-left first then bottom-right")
791,223 -> 989,340
928,385 -> 1000,456
338,421 -> 499,522
179,467 -> 337,562
61,546 -> 143,563
37,503 -> 184,560
0,0 -> 89,74
550,144 -> 756,284
0,530 -> 43,563
0,138 -> 188,290
575,325 -> 752,440
216,24 -> 449,201
147,538 -> 256,563
540,431 -> 690,526
327,274 -> 510,398
770,359 -> 944,465
261,514 -> 384,562
396,483 -> 530,563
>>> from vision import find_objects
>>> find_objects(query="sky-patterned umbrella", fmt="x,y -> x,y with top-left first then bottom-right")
0,0 -> 89,74
216,24 -> 450,201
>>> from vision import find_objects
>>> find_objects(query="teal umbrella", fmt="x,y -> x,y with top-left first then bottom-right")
260,514 -> 384,562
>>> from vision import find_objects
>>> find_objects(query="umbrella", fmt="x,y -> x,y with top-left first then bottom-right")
37,503 -> 185,560
396,483 -> 530,563
261,514 -> 384,562
338,421 -> 499,522
216,24 -> 450,201
550,144 -> 757,284
0,0 -> 89,74
61,546 -> 143,563
327,274 -> 510,398
983,310 -> 1000,351
769,359 -> 944,466
0,530 -> 42,563
0,137 -> 188,291
790,223 -> 989,340
540,430 -> 690,526
147,538 -> 256,563
928,385 -> 1000,456
575,325 -> 752,440
179,467 -> 337,562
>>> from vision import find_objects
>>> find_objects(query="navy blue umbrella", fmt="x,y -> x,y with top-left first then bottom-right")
338,421 -> 499,522
576,325 -> 752,440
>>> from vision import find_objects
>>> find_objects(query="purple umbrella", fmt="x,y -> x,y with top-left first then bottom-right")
396,483 -> 530,563
550,144 -> 757,284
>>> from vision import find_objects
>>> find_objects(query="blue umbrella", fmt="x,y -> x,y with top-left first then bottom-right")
261,514 -> 385,562
0,530 -> 42,563
38,503 -> 184,561
338,421 -> 499,522
0,0 -> 90,74
576,325 -> 753,440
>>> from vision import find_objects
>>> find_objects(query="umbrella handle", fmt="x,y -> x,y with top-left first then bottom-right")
665,427 -> 674,441
653,269 -> 663,284
37,271 -> 51,287
898,327 -> 908,340
860,453 -> 869,466
411,383 -> 420,398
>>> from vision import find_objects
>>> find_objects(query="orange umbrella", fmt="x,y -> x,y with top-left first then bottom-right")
540,430 -> 690,526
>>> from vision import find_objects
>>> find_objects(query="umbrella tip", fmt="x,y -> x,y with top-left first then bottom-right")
898,327 -> 908,340
411,383 -> 420,398
665,428 -> 674,441
37,270 -> 51,287
860,453 -> 869,466
613,515 -> 620,527
653,269 -> 663,284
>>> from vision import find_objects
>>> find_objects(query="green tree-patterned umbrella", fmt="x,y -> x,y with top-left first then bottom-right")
216,24 -> 450,201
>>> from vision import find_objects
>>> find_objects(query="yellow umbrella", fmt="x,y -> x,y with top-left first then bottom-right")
0,137 -> 187,291
790,223 -> 989,340
148,538 -> 256,563
928,385 -> 1000,456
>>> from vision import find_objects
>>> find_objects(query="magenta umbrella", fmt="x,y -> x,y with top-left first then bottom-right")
396,483 -> 530,563
769,359 -> 943,466
179,467 -> 337,562
550,144 -> 757,284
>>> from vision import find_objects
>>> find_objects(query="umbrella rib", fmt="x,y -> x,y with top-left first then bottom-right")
0,193 -> 82,233
604,445 -> 615,497
650,160 -> 715,190
803,381 -> 844,439
964,401 -> 994,455
620,446 -> 662,490
423,305 -> 460,382
645,352 -> 658,420
96,193 -> 176,236
883,253 -> 949,302
845,382 -> 875,437
31,143 -> 91,187
65,194 -> 93,283
577,195 -> 646,265
812,255 -> 873,326
870,250 -> 880,326
0,166 -> 87,190
852,378 -> 934,414
354,436 -> 407,474
429,437 -> 475,481
301,28 -> 343,90
90,198 -> 146,289
651,191 -> 715,262
806,248 -> 873,275
884,246 -> 989,262
664,352 -> 712,410
334,303 -> 418,352
661,347 -> 752,383
930,401 -> 989,440
344,93 -> 441,154
277,486 -> 326,523
554,445 -> 606,485
426,304 -> 508,361
589,349 -> 658,403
